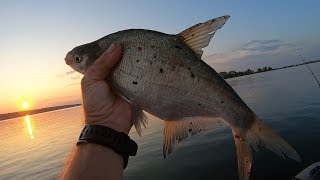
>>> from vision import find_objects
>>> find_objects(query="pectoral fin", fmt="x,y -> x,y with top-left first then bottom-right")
111,90 -> 149,136
163,117 -> 227,158
132,107 -> 148,136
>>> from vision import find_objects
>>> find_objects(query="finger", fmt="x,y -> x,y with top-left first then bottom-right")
85,42 -> 122,81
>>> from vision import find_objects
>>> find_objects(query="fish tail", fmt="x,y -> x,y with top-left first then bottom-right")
245,116 -> 301,162
232,129 -> 252,180
232,116 -> 300,179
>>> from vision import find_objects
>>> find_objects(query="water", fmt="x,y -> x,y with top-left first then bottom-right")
0,63 -> 319,180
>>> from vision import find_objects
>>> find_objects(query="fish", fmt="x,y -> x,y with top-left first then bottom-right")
65,15 -> 300,180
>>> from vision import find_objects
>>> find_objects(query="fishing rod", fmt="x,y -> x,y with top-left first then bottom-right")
297,50 -> 320,88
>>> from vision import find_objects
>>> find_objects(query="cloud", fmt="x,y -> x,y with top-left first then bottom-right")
57,70 -> 82,82
56,70 -> 76,77
241,39 -> 296,51
70,75 -> 81,80
67,83 -> 80,86
65,70 -> 76,75
204,50 -> 254,64
203,39 -> 301,71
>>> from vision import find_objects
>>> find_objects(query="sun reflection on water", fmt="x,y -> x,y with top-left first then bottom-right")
25,115 -> 34,139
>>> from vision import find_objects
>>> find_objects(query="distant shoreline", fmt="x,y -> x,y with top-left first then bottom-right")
0,104 -> 82,121
220,59 -> 320,79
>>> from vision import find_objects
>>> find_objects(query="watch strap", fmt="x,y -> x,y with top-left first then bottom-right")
77,124 -> 137,169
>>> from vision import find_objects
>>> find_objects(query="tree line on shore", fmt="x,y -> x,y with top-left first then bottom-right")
218,59 -> 320,79
219,66 -> 273,79
0,104 -> 81,121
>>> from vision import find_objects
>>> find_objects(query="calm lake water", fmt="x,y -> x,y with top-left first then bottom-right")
0,63 -> 319,180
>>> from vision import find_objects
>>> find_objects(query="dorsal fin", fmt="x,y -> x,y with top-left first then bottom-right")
178,15 -> 230,58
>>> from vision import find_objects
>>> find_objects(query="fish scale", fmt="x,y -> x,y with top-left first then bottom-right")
65,15 -> 300,180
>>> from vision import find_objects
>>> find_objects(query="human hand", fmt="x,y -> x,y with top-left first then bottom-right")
81,42 -> 133,134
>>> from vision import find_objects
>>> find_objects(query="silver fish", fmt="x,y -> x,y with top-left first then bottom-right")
65,15 -> 300,180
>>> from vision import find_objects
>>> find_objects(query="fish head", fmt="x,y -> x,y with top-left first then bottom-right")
65,42 -> 102,74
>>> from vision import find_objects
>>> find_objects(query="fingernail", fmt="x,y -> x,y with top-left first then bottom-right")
107,43 -> 116,54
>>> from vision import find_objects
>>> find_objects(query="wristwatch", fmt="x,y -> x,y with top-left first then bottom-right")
77,124 -> 138,169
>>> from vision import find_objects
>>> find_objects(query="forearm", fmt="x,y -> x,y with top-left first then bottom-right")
60,143 -> 123,180
61,43 -> 133,180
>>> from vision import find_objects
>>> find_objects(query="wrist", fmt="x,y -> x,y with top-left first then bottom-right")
85,113 -> 130,134
85,120 -> 130,135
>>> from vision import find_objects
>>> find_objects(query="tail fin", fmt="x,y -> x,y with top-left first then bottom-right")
232,129 -> 252,180
246,116 -> 301,162
232,116 -> 300,180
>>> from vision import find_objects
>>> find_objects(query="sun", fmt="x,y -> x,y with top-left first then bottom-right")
16,97 -> 33,111
22,101 -> 29,109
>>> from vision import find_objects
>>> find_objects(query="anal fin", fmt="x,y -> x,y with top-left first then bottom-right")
163,117 -> 227,158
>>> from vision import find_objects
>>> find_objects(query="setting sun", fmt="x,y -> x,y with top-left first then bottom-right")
22,102 -> 29,109
16,98 -> 33,111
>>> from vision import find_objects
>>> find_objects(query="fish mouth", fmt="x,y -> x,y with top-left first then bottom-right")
65,57 -> 70,65
64,52 -> 74,65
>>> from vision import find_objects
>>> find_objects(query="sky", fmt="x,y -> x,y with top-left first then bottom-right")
0,0 -> 319,113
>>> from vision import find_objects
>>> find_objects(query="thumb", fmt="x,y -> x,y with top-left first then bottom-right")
85,42 -> 122,81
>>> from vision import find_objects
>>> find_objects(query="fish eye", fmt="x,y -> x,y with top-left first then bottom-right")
74,55 -> 82,63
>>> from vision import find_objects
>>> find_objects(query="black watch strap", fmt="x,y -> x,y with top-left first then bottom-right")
77,124 -> 138,169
